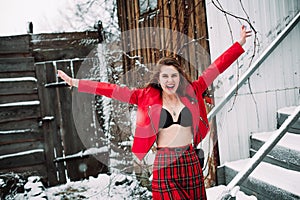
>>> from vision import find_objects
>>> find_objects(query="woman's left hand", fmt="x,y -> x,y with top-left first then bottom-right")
238,25 -> 252,46
57,70 -> 79,87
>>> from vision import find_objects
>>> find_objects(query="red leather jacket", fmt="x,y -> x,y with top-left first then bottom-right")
78,42 -> 244,160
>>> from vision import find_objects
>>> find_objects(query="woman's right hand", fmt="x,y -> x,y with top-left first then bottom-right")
57,70 -> 79,87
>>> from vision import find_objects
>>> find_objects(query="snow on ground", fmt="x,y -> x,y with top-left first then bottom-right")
14,173 -> 152,200
11,173 -> 258,200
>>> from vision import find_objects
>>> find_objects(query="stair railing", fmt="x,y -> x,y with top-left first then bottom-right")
205,11 -> 300,199
219,106 -> 300,199
208,11 -> 300,122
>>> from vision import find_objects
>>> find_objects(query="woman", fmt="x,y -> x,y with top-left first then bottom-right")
58,26 -> 251,200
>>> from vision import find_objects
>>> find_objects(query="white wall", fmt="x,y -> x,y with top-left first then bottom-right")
205,0 -> 300,164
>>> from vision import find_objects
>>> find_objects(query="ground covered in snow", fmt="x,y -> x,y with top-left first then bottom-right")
13,173 -> 152,200
1,172 -> 258,200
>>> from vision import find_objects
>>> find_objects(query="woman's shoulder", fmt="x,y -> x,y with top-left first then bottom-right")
133,86 -> 161,104
141,86 -> 161,95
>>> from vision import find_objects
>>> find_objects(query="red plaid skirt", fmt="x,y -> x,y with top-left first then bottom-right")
152,144 -> 207,200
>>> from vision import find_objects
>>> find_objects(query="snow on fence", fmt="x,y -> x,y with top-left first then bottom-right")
0,31 -> 108,187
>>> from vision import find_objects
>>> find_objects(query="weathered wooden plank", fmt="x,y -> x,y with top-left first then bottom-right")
164,0 -> 172,54
55,59 -> 109,180
0,103 -> 40,123
194,0 -> 209,74
35,62 -> 66,186
32,38 -> 98,50
58,85 -> 86,181
117,0 -> 128,72
150,17 -> 158,63
158,0 -> 166,57
134,0 -> 142,70
31,31 -> 99,62
126,0 -> 135,70
186,0 -> 196,78
0,128 -> 43,145
170,0 -> 178,53
0,81 -> 37,95
0,140 -> 44,156
0,118 -> 39,131
0,164 -> 47,179
0,93 -> 39,104
139,19 -> 147,66
0,35 -> 31,54
0,71 -> 36,79
0,57 -> 35,72
145,19 -> 152,65
31,31 -> 99,44
0,151 -> 45,170
33,48 -> 96,62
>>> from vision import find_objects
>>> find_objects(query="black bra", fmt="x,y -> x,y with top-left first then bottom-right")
159,107 -> 192,129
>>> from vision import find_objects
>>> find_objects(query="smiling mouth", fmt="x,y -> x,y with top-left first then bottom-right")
166,85 -> 175,89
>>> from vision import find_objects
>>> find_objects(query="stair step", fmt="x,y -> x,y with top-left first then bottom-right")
277,106 -> 300,134
206,185 -> 257,200
221,159 -> 300,200
250,132 -> 300,171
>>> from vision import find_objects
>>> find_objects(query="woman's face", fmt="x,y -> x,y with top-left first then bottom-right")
158,65 -> 180,95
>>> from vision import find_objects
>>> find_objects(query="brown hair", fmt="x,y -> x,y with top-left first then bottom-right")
146,57 -> 192,96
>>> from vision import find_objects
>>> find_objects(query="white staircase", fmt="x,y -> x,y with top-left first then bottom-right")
217,106 -> 300,200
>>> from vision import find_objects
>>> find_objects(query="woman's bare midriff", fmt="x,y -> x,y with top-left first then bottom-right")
157,125 -> 193,147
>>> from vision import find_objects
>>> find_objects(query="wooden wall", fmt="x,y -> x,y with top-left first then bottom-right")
0,35 -> 47,181
0,31 -> 108,186
117,0 -> 210,83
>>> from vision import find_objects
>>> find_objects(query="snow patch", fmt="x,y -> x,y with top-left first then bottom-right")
277,106 -> 297,115
252,131 -> 300,151
0,100 -> 40,107
0,77 -> 37,82
42,116 -> 55,121
15,173 -> 151,200
0,129 -> 32,135
225,159 -> 300,196
54,147 -> 108,162
0,149 -> 44,160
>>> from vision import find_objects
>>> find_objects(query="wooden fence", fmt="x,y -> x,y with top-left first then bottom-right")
0,31 -> 108,187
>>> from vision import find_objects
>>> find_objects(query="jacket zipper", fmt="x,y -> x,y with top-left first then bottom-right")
199,116 -> 209,128
147,106 -> 157,134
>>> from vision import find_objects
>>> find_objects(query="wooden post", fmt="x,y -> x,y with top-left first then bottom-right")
35,62 -> 66,186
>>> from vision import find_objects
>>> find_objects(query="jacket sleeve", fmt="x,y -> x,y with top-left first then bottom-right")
78,79 -> 141,105
192,42 -> 244,94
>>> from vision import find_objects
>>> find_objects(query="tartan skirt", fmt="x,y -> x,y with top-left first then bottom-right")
152,144 -> 207,200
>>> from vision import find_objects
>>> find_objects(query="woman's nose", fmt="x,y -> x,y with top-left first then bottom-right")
167,77 -> 173,82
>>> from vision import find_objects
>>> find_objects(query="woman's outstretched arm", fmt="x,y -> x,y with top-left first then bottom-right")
57,70 -> 141,104
192,25 -> 252,93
